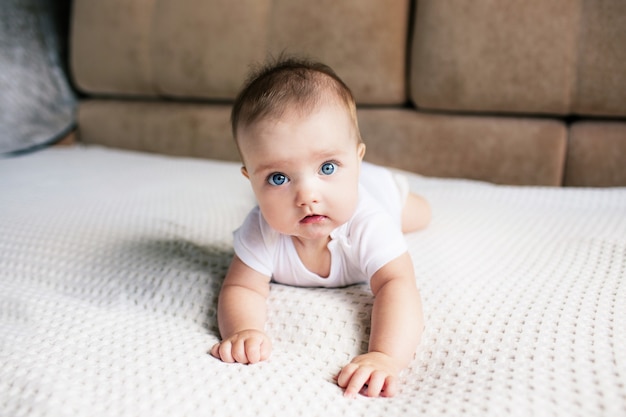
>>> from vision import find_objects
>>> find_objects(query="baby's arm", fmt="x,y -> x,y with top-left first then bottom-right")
210,255 -> 272,364
336,252 -> 423,398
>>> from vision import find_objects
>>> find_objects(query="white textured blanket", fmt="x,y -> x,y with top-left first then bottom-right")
1,147 -> 625,417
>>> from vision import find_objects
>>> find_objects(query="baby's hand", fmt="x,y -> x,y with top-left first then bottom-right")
210,329 -> 271,364
336,352 -> 401,398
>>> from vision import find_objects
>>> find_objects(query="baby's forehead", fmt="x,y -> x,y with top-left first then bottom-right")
239,96 -> 354,134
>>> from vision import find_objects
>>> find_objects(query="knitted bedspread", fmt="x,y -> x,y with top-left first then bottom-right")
1,147 -> 625,417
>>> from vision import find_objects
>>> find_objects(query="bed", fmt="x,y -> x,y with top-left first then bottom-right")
2,1 -> 626,416
1,146 -> 624,416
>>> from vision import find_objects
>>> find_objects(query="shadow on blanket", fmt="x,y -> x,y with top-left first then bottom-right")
97,237 -> 374,357
94,237 -> 233,336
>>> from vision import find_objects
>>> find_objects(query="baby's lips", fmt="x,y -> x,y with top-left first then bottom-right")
300,214 -> 326,224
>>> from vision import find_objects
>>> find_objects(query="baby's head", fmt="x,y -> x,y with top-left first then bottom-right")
231,57 -> 362,155
231,57 -> 366,241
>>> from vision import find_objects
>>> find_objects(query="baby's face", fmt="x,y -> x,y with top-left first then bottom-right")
238,103 -> 365,245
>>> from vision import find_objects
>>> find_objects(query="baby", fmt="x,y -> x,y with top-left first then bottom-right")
210,57 -> 431,398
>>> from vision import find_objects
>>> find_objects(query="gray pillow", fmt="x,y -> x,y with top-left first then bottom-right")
0,0 -> 76,156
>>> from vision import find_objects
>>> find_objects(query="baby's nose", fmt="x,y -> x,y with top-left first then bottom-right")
295,181 -> 320,206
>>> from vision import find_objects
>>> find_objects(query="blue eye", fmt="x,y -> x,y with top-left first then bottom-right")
320,162 -> 336,176
268,173 -> 288,186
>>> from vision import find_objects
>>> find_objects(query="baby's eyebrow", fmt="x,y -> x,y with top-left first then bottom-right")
313,150 -> 341,160
252,160 -> 288,175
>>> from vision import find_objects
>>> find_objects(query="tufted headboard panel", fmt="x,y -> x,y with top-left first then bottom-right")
70,0 -> 626,186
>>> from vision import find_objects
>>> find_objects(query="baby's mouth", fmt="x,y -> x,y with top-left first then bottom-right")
300,214 -> 327,224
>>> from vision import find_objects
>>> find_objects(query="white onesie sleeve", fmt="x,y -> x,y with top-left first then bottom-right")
343,188 -> 408,280
232,206 -> 275,278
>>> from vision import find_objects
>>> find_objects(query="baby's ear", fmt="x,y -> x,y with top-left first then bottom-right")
241,166 -> 250,179
357,143 -> 366,160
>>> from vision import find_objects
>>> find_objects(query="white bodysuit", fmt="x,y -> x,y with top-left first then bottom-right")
233,162 -> 409,288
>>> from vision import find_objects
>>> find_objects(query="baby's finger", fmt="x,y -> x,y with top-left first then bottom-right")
381,376 -> 399,398
259,338 -> 272,362
231,338 -> 250,364
365,371 -> 387,397
336,363 -> 358,389
244,338 -> 262,364
217,340 -> 235,363
344,367 -> 372,399
209,343 -> 220,358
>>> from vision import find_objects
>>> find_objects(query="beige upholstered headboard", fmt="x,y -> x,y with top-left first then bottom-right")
70,0 -> 626,186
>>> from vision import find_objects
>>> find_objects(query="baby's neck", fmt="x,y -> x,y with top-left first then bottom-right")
291,236 -> 331,278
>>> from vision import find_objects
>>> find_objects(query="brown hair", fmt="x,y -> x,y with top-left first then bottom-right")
231,56 -> 360,142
